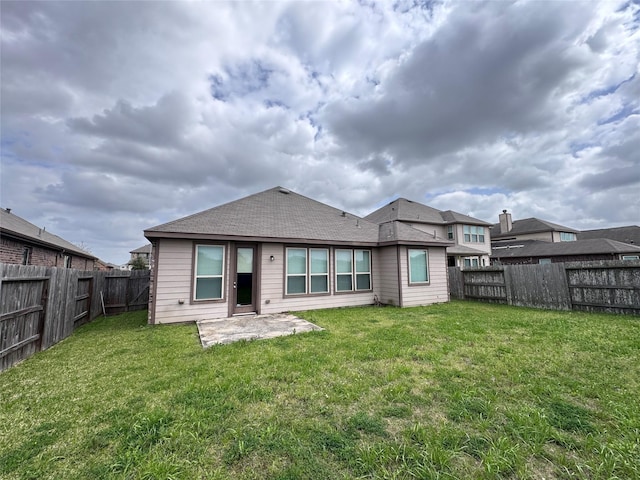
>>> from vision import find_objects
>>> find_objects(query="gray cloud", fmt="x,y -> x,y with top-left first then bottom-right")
322,1 -> 594,163
1,0 -> 639,263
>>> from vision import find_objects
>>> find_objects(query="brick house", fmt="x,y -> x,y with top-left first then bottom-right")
0,208 -> 97,269
129,244 -> 152,267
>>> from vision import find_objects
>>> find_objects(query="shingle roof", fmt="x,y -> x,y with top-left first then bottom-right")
0,208 -> 96,259
491,238 -> 640,259
146,187 -> 449,247
491,217 -> 578,238
146,188 -> 454,247
378,221 -> 453,246
577,226 -> 640,245
130,244 -> 152,254
365,198 -> 490,226
446,244 -> 488,255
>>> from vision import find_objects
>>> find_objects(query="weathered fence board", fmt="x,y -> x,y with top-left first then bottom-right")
507,263 -> 572,310
449,260 -> 640,314
565,261 -> 640,315
0,266 -> 48,372
462,267 -> 507,303
0,264 -> 150,371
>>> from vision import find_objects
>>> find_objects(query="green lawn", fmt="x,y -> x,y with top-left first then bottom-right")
1,301 -> 638,480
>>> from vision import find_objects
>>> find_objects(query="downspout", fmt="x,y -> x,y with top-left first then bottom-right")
149,240 -> 160,325
396,244 -> 403,307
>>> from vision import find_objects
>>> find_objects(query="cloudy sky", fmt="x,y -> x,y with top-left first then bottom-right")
2,0 -> 639,264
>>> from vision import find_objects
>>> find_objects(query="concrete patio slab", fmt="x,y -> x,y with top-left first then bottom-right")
196,313 -> 323,347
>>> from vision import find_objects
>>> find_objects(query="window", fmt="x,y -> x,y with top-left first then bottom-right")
194,245 -> 224,300
310,249 -> 329,293
22,247 -> 32,265
463,257 -> 479,268
539,258 -> 552,265
622,255 -> 639,261
63,255 -> 72,268
463,225 -> 485,243
336,249 -> 371,292
560,232 -> 576,242
286,248 -> 307,294
447,225 -> 454,240
408,249 -> 429,284
286,248 -> 329,295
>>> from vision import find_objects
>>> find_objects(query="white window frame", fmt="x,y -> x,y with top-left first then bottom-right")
463,257 -> 479,268
335,249 -> 371,292
463,225 -> 485,243
285,248 -> 330,295
408,249 -> 430,284
194,244 -> 225,301
285,248 -> 307,295
622,255 -> 639,261
309,248 -> 329,294
560,232 -> 576,242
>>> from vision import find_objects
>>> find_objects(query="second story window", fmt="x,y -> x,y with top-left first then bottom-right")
463,225 -> 485,243
560,232 -> 576,242
447,225 -> 454,240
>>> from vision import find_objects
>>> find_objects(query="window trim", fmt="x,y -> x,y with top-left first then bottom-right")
22,247 -> 32,266
447,225 -> 454,240
463,257 -> 480,268
309,248 -> 330,294
559,232 -> 576,242
463,225 -> 485,243
285,247 -> 307,296
408,249 -> 430,285
622,255 -> 639,261
335,248 -> 372,293
192,243 -> 226,303
284,247 -> 330,297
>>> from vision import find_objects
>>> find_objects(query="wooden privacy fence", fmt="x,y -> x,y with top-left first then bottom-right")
0,264 -> 150,372
448,260 -> 640,315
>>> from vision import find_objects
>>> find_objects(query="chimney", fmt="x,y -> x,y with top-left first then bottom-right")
499,209 -> 512,234
5,208 -> 10,214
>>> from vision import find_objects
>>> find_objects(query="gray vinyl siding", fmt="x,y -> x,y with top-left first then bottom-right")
409,223 -> 446,240
399,246 -> 449,307
154,239 -> 230,323
377,246 -> 400,306
260,243 -> 377,314
152,240 -> 450,323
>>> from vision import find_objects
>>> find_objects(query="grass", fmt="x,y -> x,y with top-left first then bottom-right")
1,301 -> 639,479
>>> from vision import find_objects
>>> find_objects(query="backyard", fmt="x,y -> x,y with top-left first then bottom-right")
1,301 -> 638,479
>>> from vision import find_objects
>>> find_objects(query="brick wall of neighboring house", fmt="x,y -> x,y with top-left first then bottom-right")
0,236 -> 95,270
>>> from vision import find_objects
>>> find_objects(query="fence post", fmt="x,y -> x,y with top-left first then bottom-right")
502,266 -> 513,306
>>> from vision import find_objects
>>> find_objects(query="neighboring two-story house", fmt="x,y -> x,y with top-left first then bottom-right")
490,210 -> 640,264
490,210 -> 579,243
129,244 -> 152,267
364,198 -> 492,268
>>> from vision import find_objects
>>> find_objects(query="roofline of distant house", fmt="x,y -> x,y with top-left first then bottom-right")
1,228 -> 97,259
492,228 -> 577,239
406,218 -> 492,227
